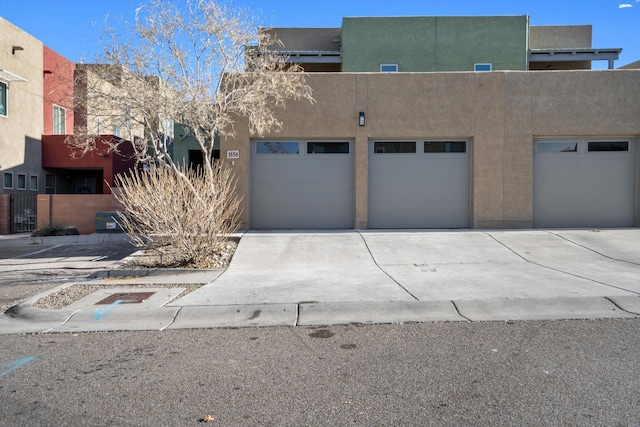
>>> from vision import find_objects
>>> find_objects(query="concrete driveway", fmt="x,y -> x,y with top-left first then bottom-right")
175,229 -> 640,319
3,228 -> 640,333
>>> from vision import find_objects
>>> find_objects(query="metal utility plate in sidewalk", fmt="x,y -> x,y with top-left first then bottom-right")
95,292 -> 157,305
66,287 -> 187,310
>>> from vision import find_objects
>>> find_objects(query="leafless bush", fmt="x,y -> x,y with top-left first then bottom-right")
114,164 -> 241,268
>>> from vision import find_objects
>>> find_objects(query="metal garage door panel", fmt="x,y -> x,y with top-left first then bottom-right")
533,140 -> 636,228
251,142 -> 354,229
368,141 -> 470,229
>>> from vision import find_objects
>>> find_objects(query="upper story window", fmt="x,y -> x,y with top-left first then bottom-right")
380,64 -> 398,72
53,105 -> 66,134
0,82 -> 7,116
474,63 -> 492,72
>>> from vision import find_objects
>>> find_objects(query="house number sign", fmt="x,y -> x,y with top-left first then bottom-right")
226,150 -> 240,159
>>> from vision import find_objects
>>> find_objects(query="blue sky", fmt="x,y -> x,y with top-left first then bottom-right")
1,0 -> 638,69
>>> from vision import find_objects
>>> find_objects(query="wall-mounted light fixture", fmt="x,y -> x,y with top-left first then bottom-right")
12,46 -> 24,55
359,111 -> 365,127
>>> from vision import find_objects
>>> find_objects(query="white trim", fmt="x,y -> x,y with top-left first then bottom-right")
474,63 -> 492,72
0,69 -> 27,83
53,105 -> 66,134
380,64 -> 398,72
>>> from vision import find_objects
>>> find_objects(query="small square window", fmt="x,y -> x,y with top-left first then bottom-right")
30,175 -> 38,191
307,142 -> 349,154
17,174 -> 26,190
256,141 -> 299,154
424,141 -> 466,153
3,172 -> 12,189
380,64 -> 398,72
474,63 -> 492,72
374,142 -> 416,154
588,141 -> 629,152
536,142 -> 578,153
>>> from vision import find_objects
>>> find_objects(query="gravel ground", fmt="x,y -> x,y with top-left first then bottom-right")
3,239 -> 236,312
32,283 -> 203,310
118,239 -> 238,269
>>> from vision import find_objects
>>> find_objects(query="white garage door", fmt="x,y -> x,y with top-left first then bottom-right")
533,138 -> 637,228
251,140 -> 354,229
368,140 -> 471,228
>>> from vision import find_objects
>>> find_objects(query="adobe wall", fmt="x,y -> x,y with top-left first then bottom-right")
224,69 -> 640,229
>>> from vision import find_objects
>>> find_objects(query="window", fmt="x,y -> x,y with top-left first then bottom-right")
588,141 -> 629,152
536,142 -> 578,153
307,142 -> 349,154
380,64 -> 398,72
30,175 -> 38,191
256,141 -> 299,154
374,141 -> 416,154
474,63 -> 492,72
53,105 -> 66,134
3,172 -> 12,189
17,174 -> 26,190
45,173 -> 56,194
424,141 -> 466,153
113,127 -> 121,137
0,81 -> 6,116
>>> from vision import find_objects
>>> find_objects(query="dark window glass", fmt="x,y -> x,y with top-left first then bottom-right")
307,142 -> 349,154
424,141 -> 466,153
374,142 -> 416,154
0,82 -> 6,116
588,141 -> 629,152
256,141 -> 299,154
536,142 -> 578,153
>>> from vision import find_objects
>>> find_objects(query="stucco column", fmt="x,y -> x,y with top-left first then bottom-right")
354,74 -> 368,229
354,136 -> 368,229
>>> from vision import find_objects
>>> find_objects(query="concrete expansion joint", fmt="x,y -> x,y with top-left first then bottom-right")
355,230 -> 419,301
161,306 -> 183,331
548,231 -> 640,267
604,296 -> 640,316
451,301 -> 473,322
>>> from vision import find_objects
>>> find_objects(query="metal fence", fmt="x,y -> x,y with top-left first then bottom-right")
10,194 -> 37,233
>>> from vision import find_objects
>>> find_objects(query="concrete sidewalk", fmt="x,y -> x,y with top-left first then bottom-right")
2,229 -> 640,334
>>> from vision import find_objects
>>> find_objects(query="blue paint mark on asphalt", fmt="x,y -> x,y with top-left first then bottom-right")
0,356 -> 37,378
94,299 -> 123,321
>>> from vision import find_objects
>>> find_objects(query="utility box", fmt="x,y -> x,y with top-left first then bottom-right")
95,212 -> 124,233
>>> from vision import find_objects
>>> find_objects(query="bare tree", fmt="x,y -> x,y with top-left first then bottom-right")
74,0 -> 314,182
68,0 -> 314,264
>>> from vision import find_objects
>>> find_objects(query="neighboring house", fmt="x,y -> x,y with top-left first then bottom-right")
227,15 -> 639,229
42,63 -> 142,195
0,18 -> 44,233
0,18 -> 141,233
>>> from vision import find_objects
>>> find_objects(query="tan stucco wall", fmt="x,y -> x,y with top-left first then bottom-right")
261,28 -> 342,52
0,18 -> 44,193
224,69 -> 640,229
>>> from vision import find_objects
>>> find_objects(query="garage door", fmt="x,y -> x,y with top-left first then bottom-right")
533,138 -> 637,228
251,140 -> 354,228
368,139 -> 471,228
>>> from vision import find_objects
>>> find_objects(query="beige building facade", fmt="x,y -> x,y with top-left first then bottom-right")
224,69 -> 640,229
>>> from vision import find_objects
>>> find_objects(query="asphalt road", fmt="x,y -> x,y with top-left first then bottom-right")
1,319 -> 639,426
0,241 -> 137,312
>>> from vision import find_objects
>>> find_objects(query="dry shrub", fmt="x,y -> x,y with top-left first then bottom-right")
114,164 -> 241,268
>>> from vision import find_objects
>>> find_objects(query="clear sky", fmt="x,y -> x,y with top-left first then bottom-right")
1,0 -> 638,69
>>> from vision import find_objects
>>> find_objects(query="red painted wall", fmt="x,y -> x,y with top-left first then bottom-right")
43,46 -> 75,135
42,135 -> 137,194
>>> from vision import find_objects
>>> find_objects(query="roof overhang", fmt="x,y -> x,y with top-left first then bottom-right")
0,69 -> 27,83
529,48 -> 622,69
261,50 -> 343,64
